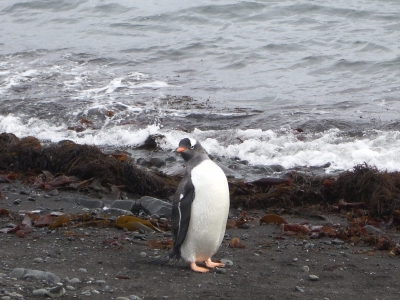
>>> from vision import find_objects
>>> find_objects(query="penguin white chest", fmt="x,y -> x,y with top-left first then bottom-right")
180,159 -> 230,263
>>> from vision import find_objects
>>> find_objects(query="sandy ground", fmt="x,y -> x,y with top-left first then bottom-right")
1,181 -> 400,300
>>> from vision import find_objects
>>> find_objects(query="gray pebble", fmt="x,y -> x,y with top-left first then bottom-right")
363,225 -> 383,234
129,296 -> 143,300
68,278 -> 81,284
309,275 -> 319,281
215,267 -> 226,274
295,286 -> 305,292
66,285 -> 76,291
139,252 -> 147,258
220,259 -> 233,266
332,239 -> 345,245
13,199 -> 21,205
33,257 -> 43,263
301,266 -> 310,273
78,268 -> 87,273
304,243 -> 315,249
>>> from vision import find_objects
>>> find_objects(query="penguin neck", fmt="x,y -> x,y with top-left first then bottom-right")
185,153 -> 210,171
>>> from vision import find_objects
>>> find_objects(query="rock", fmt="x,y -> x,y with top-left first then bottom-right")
129,295 -> 143,300
116,297 -> 130,300
332,239 -> 345,245
33,286 -> 65,298
165,156 -> 176,162
102,208 -> 133,217
13,199 -> 21,205
220,259 -> 233,266
78,268 -> 87,273
96,280 -> 106,285
137,158 -> 151,167
4,291 -> 23,298
215,267 -> 226,274
309,275 -> 319,281
68,278 -> 81,284
149,157 -> 166,168
33,257 -> 43,263
27,196 -> 36,201
140,196 -> 172,218
9,268 -> 60,284
363,225 -> 383,234
295,286 -> 305,292
301,266 -> 310,272
268,165 -> 286,172
139,252 -> 147,258
20,190 -> 29,195
48,189 -> 59,196
60,196 -> 104,209
66,285 -> 75,291
110,200 -> 138,212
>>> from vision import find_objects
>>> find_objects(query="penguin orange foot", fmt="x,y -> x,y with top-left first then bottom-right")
190,262 -> 209,273
205,258 -> 225,268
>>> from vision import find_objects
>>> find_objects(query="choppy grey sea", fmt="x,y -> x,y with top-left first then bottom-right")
1,0 -> 400,174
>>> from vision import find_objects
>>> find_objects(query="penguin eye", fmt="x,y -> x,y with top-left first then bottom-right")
190,145 -> 195,149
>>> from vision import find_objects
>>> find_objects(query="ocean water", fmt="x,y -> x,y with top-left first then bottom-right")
1,0 -> 400,174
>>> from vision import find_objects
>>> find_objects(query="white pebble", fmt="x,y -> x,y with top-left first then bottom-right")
309,274 -> 319,281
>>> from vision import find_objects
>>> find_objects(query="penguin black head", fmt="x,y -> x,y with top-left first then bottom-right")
176,138 -> 208,162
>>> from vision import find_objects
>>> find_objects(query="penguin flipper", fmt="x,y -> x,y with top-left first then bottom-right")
172,179 -> 195,250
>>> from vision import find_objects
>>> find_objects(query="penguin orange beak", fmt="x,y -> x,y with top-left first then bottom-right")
176,146 -> 187,153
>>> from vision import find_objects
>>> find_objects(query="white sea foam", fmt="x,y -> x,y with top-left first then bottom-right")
1,114 -> 399,173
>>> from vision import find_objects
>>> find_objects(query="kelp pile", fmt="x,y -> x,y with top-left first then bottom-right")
332,163 -> 400,217
1,132 -> 400,219
0,133 -> 177,198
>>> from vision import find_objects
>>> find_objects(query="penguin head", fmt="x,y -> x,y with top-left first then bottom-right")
176,138 -> 208,162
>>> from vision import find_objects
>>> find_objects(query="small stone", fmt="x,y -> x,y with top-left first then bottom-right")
66,285 -> 76,291
304,243 -> 315,249
332,239 -> 345,245
32,289 -> 48,296
220,259 -> 233,266
96,280 -> 106,285
309,275 -> 319,281
215,267 -> 226,274
47,286 -> 65,297
33,257 -> 43,263
68,278 -> 81,284
301,266 -> 310,273
13,199 -> 21,205
110,200 -> 137,212
78,268 -> 87,273
139,252 -> 147,258
363,225 -> 383,234
292,258 -> 298,262
27,197 -> 36,201
295,286 -> 305,292
239,223 -> 250,229
48,189 -> 59,196
129,296 -> 143,300
20,190 -> 29,195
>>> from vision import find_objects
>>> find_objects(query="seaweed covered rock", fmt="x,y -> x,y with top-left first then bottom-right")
332,163 -> 400,216
0,132 -> 177,198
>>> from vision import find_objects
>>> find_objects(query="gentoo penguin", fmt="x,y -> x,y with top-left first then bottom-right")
151,137 -> 230,273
